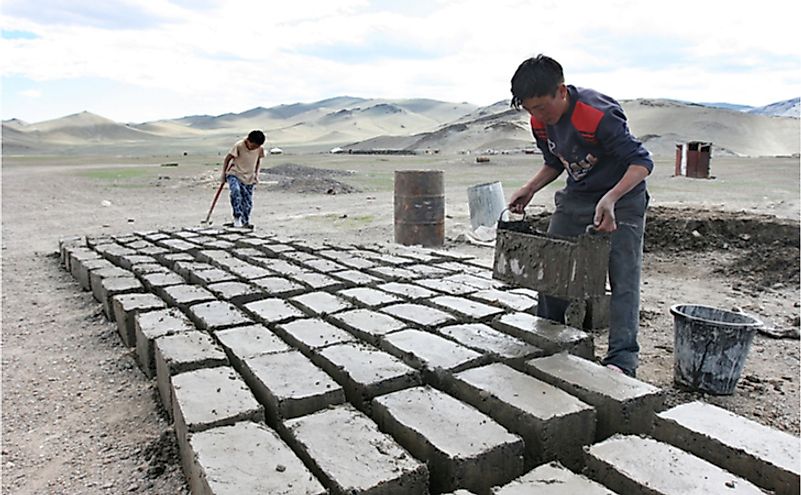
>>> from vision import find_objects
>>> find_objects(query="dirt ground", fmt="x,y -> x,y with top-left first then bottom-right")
1,152 -> 799,494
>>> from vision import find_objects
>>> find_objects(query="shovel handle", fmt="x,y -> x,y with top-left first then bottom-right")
203,181 -> 226,224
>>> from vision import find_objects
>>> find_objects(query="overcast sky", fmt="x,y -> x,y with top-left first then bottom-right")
2,0 -> 799,123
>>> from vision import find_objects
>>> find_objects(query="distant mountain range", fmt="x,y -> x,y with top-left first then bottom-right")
700,97 -> 800,118
2,96 -> 798,157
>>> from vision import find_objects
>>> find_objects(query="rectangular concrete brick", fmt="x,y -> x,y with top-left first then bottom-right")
444,273 -> 503,291
139,271 -> 187,295
584,435 -> 767,495
241,350 -> 345,425
75,258 -> 114,291
416,278 -> 477,295
285,405 -> 429,495
446,363 -> 595,469
328,309 -> 407,345
195,249 -> 233,265
291,291 -> 354,316
492,313 -> 594,359
244,298 -> 306,325
158,238 -> 200,252
382,303 -> 456,329
60,236 -> 85,269
205,240 -> 236,250
226,262 -> 273,280
652,401 -> 800,495
405,263 -> 451,278
337,287 -> 402,308
429,295 -> 505,321
131,263 -> 171,276
303,258 -> 348,273
205,280 -> 264,305
172,261 -> 216,278
157,253 -> 195,269
214,324 -> 291,370
470,289 -> 537,313
372,386 -> 525,494
89,266 -> 132,301
186,301 -> 253,331
379,329 -> 486,379
275,318 -> 356,354
161,284 -> 217,311
377,282 -> 439,300
281,251 -> 319,263
98,276 -> 145,321
367,266 -> 420,281
329,270 -> 382,286
437,323 -> 544,371
249,276 -> 305,297
291,271 -> 346,291
94,243 -> 136,263
68,247 -> 100,277
186,422 -> 326,495
256,258 -> 306,276
493,461 -> 618,494
525,353 -> 664,440
134,308 -> 196,378
337,256 -> 376,270
137,245 -> 170,256
188,268 -> 238,286
154,332 -> 228,417
172,366 -> 263,475
111,293 -> 167,347
313,342 -> 421,413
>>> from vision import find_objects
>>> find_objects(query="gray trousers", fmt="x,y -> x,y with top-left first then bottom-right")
537,188 -> 649,376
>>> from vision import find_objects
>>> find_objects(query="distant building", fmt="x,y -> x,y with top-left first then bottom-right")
269,147 -> 283,155
675,141 -> 712,178
330,147 -> 345,154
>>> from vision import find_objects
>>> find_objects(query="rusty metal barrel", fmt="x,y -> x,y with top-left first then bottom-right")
394,170 -> 444,246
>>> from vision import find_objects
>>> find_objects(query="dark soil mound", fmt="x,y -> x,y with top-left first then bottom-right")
514,207 -> 800,291
262,163 -> 359,194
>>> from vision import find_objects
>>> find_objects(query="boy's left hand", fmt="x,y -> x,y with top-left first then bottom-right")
593,195 -> 617,232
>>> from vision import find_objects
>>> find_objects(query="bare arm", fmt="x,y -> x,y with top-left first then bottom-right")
221,153 -> 234,183
508,165 -> 562,214
593,164 -> 650,232
254,155 -> 262,184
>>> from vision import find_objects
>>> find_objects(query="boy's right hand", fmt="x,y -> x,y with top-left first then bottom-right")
508,185 -> 535,214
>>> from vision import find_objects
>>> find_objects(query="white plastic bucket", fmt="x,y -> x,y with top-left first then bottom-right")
467,181 -> 507,230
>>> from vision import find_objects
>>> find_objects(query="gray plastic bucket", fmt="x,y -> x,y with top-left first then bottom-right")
671,304 -> 763,395
467,181 -> 507,230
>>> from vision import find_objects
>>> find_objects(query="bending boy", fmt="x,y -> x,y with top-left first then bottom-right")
508,55 -> 653,377
222,130 -> 266,228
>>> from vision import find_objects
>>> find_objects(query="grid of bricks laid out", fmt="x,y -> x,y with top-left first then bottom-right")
60,230 -> 800,495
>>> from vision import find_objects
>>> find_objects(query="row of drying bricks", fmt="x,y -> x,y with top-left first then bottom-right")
60,229 -> 800,495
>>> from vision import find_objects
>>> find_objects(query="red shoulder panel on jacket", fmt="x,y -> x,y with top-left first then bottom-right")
530,115 -> 548,140
571,101 -> 604,133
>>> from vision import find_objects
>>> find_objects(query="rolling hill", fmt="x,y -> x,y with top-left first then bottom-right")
2,96 -> 798,157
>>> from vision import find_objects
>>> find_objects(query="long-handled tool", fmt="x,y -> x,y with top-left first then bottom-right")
202,163 -> 233,225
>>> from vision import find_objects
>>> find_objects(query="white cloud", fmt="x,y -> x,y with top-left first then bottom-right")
1,0 -> 799,122
19,89 -> 41,98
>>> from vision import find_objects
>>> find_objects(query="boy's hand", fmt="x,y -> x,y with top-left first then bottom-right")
593,195 -> 617,232
508,185 -> 535,214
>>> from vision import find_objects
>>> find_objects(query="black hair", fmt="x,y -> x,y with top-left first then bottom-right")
247,130 -> 266,145
510,54 -> 564,110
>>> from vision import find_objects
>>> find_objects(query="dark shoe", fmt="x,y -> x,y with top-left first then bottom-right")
244,223 -> 254,230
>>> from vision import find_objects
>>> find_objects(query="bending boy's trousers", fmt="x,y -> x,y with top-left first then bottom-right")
537,188 -> 649,376
227,175 -> 254,224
